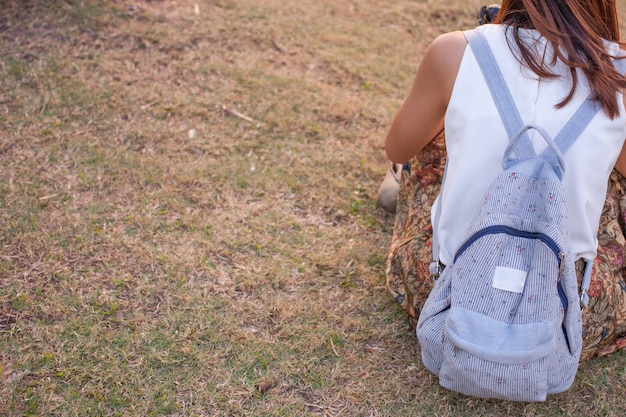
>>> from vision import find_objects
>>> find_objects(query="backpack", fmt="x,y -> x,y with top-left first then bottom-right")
415,29 -> 598,402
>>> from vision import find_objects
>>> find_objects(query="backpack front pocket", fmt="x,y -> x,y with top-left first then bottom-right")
439,307 -> 556,401
445,307 -> 556,362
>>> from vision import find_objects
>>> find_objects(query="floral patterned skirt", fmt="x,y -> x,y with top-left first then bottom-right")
386,133 -> 626,361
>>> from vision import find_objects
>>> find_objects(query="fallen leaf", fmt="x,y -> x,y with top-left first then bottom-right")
255,380 -> 274,394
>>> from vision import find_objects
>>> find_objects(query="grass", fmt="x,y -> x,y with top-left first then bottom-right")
0,0 -> 625,416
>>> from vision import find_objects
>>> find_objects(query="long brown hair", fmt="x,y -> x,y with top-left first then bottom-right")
495,0 -> 626,118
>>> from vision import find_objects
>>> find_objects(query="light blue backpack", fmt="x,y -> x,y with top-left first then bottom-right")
416,29 -> 598,402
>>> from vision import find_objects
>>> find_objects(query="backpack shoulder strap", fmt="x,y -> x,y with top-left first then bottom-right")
465,29 -> 602,171
540,53 -> 626,166
463,29 -> 535,160
540,98 -> 600,166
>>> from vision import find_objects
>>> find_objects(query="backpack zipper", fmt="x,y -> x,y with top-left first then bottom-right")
454,225 -> 561,264
454,225 -> 569,310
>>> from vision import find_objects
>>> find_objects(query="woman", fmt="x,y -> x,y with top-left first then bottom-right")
384,0 -> 626,361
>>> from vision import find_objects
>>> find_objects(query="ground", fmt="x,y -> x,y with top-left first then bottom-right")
0,0 -> 625,416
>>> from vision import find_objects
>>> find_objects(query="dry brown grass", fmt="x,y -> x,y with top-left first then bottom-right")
0,0 -> 625,416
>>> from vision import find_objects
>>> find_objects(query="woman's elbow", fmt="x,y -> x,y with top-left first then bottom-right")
384,137 -> 411,164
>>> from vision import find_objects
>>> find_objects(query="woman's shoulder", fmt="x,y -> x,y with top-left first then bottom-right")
427,31 -> 467,59
421,31 -> 467,83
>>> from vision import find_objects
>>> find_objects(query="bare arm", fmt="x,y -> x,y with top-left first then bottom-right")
615,139 -> 626,177
384,31 -> 467,163
615,92 -> 626,177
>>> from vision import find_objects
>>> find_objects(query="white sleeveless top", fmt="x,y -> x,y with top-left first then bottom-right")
433,24 -> 626,266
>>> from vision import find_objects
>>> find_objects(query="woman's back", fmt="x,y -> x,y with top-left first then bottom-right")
433,24 -> 626,265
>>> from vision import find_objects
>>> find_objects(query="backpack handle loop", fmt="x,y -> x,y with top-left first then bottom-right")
503,124 -> 566,179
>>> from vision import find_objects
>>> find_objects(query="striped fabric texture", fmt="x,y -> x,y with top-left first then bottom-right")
417,159 -> 583,401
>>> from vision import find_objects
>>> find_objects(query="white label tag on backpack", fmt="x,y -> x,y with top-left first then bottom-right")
492,266 -> 527,293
